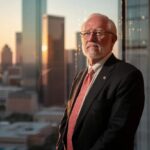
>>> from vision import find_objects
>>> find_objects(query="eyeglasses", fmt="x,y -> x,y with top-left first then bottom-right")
80,30 -> 116,40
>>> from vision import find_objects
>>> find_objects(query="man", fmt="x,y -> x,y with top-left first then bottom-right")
56,13 -> 145,150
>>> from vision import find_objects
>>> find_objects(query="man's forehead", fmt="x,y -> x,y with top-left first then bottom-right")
82,19 -> 108,31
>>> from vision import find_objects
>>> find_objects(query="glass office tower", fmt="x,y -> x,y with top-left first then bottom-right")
42,15 -> 65,106
118,0 -> 150,149
22,0 -> 47,90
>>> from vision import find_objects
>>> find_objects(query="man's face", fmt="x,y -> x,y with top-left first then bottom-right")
81,15 -> 116,65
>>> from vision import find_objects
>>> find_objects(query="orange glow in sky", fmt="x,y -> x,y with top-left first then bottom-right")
0,0 -> 118,63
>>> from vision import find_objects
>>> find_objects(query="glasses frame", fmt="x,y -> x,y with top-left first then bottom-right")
80,30 -> 116,40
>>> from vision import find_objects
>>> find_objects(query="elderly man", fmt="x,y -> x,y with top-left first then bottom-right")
56,13 -> 145,150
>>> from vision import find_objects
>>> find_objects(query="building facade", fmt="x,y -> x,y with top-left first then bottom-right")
1,44 -> 13,73
65,49 -> 76,99
76,32 -> 87,72
16,32 -> 22,66
7,90 -> 39,114
22,0 -> 47,90
41,15 -> 65,106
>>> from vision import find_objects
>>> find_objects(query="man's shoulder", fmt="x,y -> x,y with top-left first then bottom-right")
111,59 -> 144,83
116,59 -> 141,73
108,54 -> 141,73
105,55 -> 143,80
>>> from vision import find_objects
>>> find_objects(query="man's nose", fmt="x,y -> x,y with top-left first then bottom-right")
88,32 -> 97,42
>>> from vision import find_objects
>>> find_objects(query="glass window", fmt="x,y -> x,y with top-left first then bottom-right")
120,0 -> 150,149
0,0 -> 119,149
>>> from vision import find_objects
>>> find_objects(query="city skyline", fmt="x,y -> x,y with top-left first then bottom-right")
0,0 -> 118,63
0,1 -> 149,149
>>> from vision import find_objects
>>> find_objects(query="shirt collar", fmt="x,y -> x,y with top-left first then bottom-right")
88,52 -> 112,73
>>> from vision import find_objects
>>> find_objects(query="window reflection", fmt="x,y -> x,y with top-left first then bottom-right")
119,0 -> 150,150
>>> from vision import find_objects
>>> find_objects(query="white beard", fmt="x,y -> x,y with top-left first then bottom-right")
82,43 -> 104,60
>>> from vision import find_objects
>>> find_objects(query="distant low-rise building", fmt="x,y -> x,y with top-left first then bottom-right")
34,106 -> 65,126
0,86 -> 22,106
7,66 -> 22,86
1,65 -> 22,86
0,122 -> 52,149
6,90 -> 39,114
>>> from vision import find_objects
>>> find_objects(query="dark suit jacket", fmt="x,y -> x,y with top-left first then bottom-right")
56,54 -> 145,150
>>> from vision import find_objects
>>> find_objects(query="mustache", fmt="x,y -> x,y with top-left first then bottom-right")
86,42 -> 101,49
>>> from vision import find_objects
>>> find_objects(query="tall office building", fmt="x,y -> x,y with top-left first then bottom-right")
65,49 -> 76,99
15,32 -> 22,65
41,15 -> 65,106
76,32 -> 87,72
22,0 -> 47,90
1,44 -> 13,73
118,0 -> 150,149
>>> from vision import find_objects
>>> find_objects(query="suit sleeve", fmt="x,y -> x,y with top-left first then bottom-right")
90,69 -> 145,150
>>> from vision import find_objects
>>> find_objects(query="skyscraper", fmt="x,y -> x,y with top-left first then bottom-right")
1,44 -> 13,73
65,49 -> 76,99
41,15 -> 65,106
76,32 -> 87,72
118,0 -> 150,149
22,0 -> 47,90
15,32 -> 22,65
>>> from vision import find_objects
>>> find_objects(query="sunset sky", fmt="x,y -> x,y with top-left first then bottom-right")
0,0 -> 118,62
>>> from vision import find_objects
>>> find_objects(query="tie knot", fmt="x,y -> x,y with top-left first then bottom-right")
88,67 -> 94,75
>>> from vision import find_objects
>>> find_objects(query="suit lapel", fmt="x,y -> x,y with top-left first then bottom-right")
62,69 -> 88,145
68,69 -> 88,116
74,54 -> 119,133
